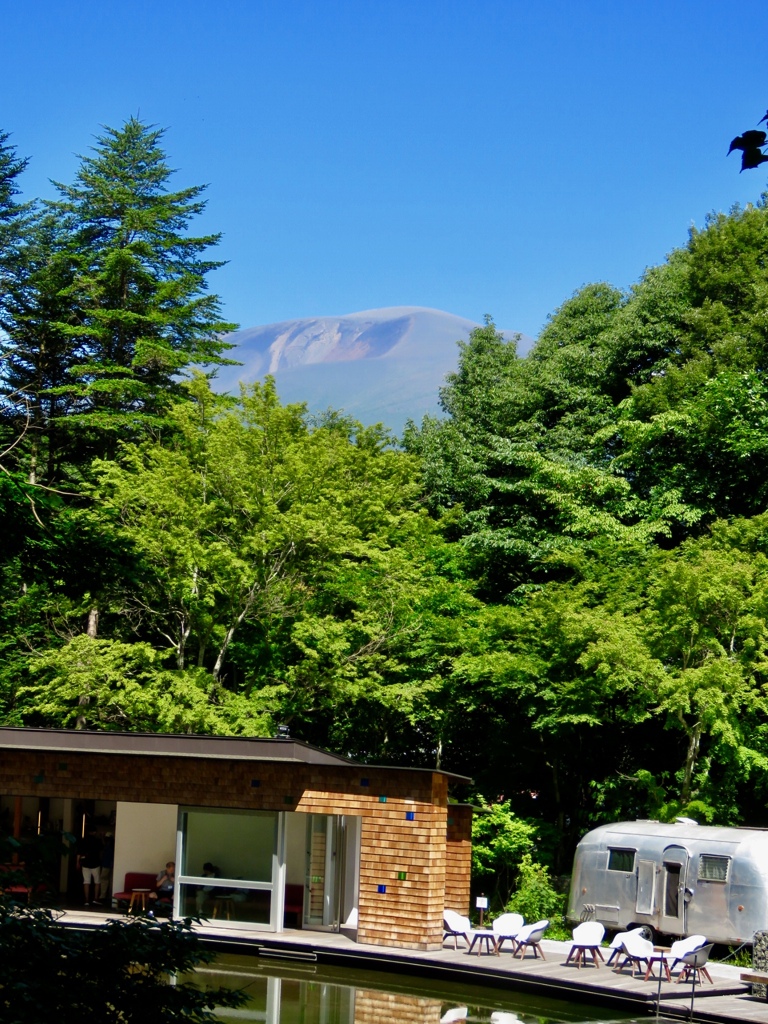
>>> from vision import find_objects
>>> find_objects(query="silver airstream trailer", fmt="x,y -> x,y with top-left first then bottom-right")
567,820 -> 768,945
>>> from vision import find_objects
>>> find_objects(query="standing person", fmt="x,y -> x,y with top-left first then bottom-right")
77,828 -> 102,907
98,832 -> 115,905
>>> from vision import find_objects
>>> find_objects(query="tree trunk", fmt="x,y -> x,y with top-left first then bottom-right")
681,721 -> 701,805
76,607 -> 99,729
86,608 -> 99,638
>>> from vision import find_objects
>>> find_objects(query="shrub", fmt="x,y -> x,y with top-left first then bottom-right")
505,853 -> 569,939
0,896 -> 245,1022
471,799 -> 537,904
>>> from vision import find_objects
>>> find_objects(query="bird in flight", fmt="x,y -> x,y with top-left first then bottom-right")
728,127 -> 768,171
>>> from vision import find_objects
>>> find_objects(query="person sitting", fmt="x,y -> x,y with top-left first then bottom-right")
195,862 -> 220,915
148,861 -> 175,911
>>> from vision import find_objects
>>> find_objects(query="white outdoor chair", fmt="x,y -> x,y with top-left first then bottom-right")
667,934 -> 708,972
440,1009 -> 468,1024
443,909 -> 473,949
612,933 -> 654,977
677,943 -> 714,985
513,919 -> 549,959
492,912 -> 524,952
605,926 -> 646,966
565,920 -> 605,968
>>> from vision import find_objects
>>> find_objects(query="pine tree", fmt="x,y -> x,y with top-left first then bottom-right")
46,117 -> 237,454
0,210 -> 85,483
0,130 -> 37,474
0,130 -> 30,291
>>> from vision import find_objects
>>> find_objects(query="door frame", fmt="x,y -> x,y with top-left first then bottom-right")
659,844 -> 689,934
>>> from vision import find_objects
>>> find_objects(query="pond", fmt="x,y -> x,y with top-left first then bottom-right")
194,955 -> 646,1024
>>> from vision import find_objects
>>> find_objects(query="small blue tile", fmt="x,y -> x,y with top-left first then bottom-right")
360,778 -> 369,786
377,884 -> 386,894
251,779 -> 261,787
405,811 -> 415,821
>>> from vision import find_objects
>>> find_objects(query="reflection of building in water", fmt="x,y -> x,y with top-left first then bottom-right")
197,970 -> 448,1024
354,988 -> 441,1024
280,975 -> 355,1024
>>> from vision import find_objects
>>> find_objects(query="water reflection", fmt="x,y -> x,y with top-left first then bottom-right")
196,957 -> 641,1024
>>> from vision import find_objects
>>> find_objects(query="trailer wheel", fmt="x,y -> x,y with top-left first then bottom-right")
629,924 -> 655,943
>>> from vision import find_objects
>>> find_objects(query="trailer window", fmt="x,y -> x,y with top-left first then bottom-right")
699,855 -> 729,882
608,848 -> 635,872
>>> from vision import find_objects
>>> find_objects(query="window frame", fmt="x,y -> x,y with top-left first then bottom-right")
698,853 -> 730,883
607,847 -> 636,872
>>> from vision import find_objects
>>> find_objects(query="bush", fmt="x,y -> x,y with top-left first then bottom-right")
0,896 -> 245,1022
471,799 -> 537,904
505,853 -> 570,939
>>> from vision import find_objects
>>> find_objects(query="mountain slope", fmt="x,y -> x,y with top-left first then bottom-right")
213,306 -> 532,432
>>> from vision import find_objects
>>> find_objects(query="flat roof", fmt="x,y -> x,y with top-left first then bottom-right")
0,727 -> 471,781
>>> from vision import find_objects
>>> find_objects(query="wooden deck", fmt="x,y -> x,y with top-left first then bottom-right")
59,908 -> 766,1023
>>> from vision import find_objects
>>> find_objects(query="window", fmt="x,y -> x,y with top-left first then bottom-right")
608,848 -> 635,872
699,855 -> 729,882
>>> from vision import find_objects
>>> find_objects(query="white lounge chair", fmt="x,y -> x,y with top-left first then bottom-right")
513,919 -> 549,959
612,933 -> 654,977
677,943 -> 714,985
566,920 -> 605,968
440,1009 -> 468,1024
443,909 -> 473,949
605,926 -> 646,965
492,912 -> 524,952
667,934 -> 708,972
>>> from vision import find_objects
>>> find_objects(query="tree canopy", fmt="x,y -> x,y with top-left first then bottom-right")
4,117 -> 768,875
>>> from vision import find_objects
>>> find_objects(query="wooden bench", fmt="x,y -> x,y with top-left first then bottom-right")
740,971 -> 768,1000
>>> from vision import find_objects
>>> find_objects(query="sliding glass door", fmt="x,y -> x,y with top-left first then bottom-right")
303,814 -> 344,930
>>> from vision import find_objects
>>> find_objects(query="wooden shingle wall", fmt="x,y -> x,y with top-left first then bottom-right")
445,803 -> 472,914
354,988 -> 442,1024
0,748 -> 452,950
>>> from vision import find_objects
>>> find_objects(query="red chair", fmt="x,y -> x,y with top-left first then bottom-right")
112,872 -> 158,912
283,883 -> 304,925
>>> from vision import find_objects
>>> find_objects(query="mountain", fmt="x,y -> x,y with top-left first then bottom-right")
212,306 -> 533,434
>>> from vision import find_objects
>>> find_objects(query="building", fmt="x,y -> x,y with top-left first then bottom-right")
0,727 -> 472,950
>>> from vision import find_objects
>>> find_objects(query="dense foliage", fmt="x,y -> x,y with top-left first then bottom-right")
4,118 -> 768,877
0,896 -> 244,1022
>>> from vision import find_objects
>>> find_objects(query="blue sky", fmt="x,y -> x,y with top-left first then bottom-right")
5,0 -> 768,337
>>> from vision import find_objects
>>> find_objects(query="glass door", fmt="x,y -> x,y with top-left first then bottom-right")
303,814 -> 343,930
660,844 -> 689,934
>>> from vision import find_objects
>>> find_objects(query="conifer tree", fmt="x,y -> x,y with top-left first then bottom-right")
45,117 -> 237,454
0,130 -> 30,293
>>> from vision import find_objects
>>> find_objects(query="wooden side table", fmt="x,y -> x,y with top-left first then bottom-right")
213,895 -> 234,920
645,947 -> 672,982
468,930 -> 499,956
128,888 -> 151,913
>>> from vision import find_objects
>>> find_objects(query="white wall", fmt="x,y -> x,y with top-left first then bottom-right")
113,802 -> 177,895
342,815 -> 360,925
284,812 -> 306,885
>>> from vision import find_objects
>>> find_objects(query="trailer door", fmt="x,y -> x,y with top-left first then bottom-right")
636,859 -> 656,916
659,845 -> 688,935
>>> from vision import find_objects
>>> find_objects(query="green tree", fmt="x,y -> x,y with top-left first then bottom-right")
0,897 -> 244,1022
0,130 -> 30,302
45,117 -> 236,454
0,210 -> 85,484
471,799 -> 536,904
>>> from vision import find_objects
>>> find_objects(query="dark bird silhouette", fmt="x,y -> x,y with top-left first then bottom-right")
741,148 -> 768,172
759,110 -> 768,126
728,130 -> 767,154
